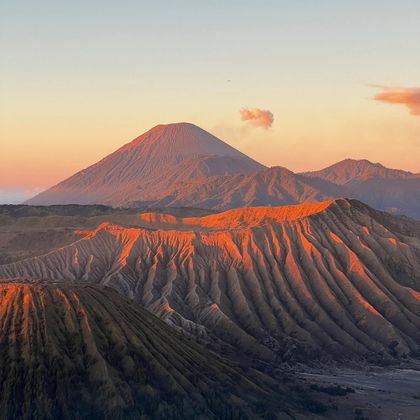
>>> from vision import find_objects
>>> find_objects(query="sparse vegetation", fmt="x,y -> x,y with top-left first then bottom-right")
0,283 -> 293,419
354,407 -> 369,420
310,383 -> 355,396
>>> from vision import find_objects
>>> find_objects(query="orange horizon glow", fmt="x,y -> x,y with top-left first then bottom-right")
1,113 -> 419,198
2,2 -> 420,202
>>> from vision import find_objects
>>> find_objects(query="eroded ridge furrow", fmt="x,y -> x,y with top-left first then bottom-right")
0,283 -> 285,419
319,215 -> 420,341
292,221 -> 372,354
297,221 -> 386,353
1,199 -> 419,361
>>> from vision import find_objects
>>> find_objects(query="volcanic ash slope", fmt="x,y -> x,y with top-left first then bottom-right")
26,122 -> 265,206
0,283 -> 291,420
1,199 -> 420,361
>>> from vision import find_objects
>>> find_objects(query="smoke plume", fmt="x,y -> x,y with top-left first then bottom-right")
240,108 -> 274,128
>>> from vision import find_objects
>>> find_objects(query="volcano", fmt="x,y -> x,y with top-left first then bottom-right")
26,123 -> 265,206
0,282 -> 291,419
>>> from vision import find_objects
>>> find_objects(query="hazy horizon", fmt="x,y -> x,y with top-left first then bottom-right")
1,121 -> 419,205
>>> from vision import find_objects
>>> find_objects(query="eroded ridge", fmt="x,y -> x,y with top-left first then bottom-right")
1,199 -> 420,361
136,200 -> 335,231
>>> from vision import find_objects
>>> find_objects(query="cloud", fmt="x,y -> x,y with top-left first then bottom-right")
372,86 -> 420,115
240,108 -> 274,128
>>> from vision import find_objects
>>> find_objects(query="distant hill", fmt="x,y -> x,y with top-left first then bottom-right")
302,159 -> 420,217
141,166 -> 346,210
302,158 -> 418,185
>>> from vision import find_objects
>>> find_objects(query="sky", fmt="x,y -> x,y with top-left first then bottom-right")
1,0 -> 420,203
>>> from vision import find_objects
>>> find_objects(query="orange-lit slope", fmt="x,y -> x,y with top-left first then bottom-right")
2,199 -> 420,360
136,200 -> 333,230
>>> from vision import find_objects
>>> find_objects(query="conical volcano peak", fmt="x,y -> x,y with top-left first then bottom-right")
151,121 -> 202,130
121,121 -> 253,159
26,123 -> 265,206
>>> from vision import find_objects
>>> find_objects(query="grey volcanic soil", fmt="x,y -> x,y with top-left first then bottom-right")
298,365 -> 420,419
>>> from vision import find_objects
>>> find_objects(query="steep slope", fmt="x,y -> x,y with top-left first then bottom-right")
302,159 -> 418,185
26,123 -> 265,206
302,159 -> 420,217
143,166 -> 346,210
2,199 -> 420,362
0,282 -> 291,419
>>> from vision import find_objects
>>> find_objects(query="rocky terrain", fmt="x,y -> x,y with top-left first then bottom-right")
2,199 -> 419,363
297,364 -> 420,419
0,282 -> 299,419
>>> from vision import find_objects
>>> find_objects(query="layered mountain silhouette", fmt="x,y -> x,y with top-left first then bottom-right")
302,158 -> 418,185
3,199 -> 420,362
141,166 -> 346,210
26,123 -> 420,218
0,282 -> 293,419
303,159 -> 420,218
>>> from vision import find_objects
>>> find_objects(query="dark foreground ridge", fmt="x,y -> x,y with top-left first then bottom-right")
0,282 -> 299,419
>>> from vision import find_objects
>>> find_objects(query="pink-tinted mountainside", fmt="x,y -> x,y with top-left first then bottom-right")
26,123 -> 266,206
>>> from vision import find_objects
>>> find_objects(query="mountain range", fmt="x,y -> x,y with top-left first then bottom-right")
26,123 -> 420,218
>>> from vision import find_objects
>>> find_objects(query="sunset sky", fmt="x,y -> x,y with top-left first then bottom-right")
1,0 -> 419,203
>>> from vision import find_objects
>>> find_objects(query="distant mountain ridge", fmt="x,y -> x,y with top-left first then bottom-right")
138,166 -> 346,210
26,123 -> 420,218
302,159 -> 420,217
302,158 -> 419,185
